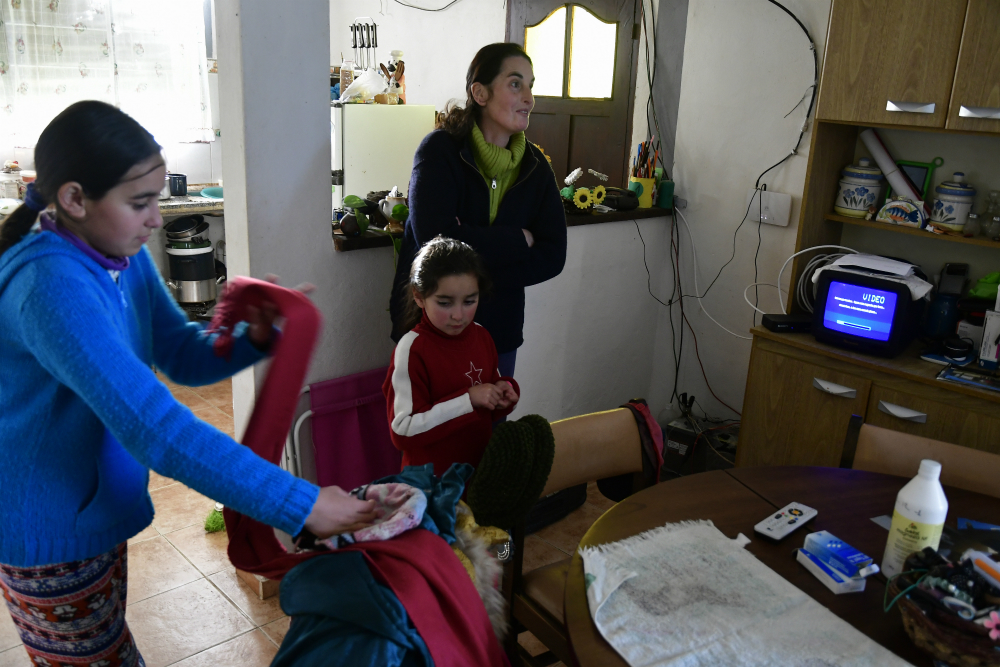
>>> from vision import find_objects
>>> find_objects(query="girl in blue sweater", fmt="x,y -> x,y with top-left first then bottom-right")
0,101 -> 375,667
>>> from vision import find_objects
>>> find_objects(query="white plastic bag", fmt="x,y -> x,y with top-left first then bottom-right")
339,68 -> 388,102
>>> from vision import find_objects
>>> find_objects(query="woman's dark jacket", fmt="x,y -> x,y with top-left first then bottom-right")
389,129 -> 567,353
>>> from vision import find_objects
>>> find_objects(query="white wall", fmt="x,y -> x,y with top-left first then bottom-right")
329,0 -> 506,111
647,0 -> 832,421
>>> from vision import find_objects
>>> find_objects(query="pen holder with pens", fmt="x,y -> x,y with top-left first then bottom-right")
628,177 -> 655,209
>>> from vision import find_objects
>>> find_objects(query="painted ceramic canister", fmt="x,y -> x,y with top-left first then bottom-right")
834,158 -> 884,218
931,172 -> 976,232
876,197 -> 926,228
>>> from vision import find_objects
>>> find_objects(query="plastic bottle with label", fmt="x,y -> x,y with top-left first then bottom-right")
339,58 -> 355,97
881,459 -> 948,579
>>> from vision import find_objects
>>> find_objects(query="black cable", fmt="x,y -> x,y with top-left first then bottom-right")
392,0 -> 465,10
639,0 -> 667,178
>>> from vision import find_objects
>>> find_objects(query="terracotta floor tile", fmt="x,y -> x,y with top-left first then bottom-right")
170,629 -> 277,667
0,609 -> 22,653
218,404 -> 234,418
126,537 -> 202,605
149,482 -> 215,535
192,406 -> 235,439
127,522 -> 159,545
586,481 -> 617,514
259,616 -> 290,647
533,503 -> 605,555
126,579 -> 252,667
209,571 -> 285,627
165,525 -> 231,577
188,380 -> 233,409
0,647 -> 30,667
170,386 -> 212,411
148,470 -> 176,491
522,535 -> 572,572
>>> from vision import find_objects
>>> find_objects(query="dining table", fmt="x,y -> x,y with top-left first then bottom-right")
563,466 -> 1000,667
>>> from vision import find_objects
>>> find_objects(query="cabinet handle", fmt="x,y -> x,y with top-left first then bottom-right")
959,105 -> 1000,120
877,400 -> 927,424
886,100 -> 935,114
812,378 -> 857,398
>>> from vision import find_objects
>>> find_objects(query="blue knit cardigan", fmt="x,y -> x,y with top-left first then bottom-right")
0,231 -> 319,567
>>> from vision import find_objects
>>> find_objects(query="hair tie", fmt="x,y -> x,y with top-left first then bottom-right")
23,183 -> 48,212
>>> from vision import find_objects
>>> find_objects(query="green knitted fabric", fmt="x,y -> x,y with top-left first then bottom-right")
468,414 -> 555,528
470,123 -> 526,224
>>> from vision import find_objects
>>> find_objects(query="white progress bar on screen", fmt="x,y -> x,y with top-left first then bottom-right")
836,320 -> 872,332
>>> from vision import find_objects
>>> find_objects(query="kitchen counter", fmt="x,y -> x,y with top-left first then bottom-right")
159,190 -> 224,217
332,206 -> 671,252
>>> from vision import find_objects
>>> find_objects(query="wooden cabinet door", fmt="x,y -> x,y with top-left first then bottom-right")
738,347 -> 871,467
816,0 -> 966,127
865,385 -> 1000,454
946,0 -> 1000,132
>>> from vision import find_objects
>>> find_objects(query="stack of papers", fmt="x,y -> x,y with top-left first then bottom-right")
813,254 -> 932,301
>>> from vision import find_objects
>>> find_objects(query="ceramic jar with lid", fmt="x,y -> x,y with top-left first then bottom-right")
834,158 -> 884,218
930,172 -> 976,232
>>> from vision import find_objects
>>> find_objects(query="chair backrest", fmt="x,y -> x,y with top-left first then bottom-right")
850,422 -> 1000,499
541,408 -> 644,498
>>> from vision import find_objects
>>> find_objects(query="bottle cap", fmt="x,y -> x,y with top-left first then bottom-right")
918,459 -> 942,480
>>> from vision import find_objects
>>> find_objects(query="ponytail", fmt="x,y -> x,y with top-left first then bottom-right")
0,204 -> 41,255
436,43 -> 532,140
0,100 -> 161,257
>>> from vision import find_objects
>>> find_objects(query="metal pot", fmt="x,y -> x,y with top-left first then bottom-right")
164,216 -> 209,241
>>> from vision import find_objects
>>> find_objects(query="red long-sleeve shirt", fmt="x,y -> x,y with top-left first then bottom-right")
383,312 -> 519,476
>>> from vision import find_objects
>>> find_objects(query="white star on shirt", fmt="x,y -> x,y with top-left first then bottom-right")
465,362 -> 483,386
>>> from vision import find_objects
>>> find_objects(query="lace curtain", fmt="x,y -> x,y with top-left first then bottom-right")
0,0 -> 212,148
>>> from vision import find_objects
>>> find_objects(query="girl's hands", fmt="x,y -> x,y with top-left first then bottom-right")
469,383 -> 502,410
469,382 -> 518,410
304,485 -> 378,538
246,274 -> 316,348
495,381 -> 519,410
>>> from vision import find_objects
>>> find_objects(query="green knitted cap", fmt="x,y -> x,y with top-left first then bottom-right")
468,414 -> 555,528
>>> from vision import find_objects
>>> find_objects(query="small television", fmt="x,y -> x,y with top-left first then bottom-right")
812,269 -> 921,358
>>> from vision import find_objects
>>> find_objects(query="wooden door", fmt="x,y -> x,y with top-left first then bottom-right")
945,0 -> 1000,132
816,0 -> 966,128
738,345 -> 872,467
507,1 -> 639,190
865,385 -> 1000,454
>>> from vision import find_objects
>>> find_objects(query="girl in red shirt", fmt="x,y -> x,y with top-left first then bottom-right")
383,236 -> 519,476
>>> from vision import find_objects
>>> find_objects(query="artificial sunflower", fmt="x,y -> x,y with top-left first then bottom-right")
573,187 -> 593,209
592,185 -> 607,205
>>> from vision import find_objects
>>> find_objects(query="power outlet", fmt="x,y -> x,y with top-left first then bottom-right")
745,189 -> 792,227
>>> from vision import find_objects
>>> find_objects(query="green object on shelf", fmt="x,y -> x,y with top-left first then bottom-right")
391,203 -> 409,222
560,186 -> 574,200
656,180 -> 675,209
343,194 -> 365,208
200,186 -> 224,199
968,271 -> 999,300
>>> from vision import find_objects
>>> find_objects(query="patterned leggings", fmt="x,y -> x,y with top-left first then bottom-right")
0,543 -> 144,667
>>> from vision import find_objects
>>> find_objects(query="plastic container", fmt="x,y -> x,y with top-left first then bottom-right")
833,158 -> 884,218
962,212 -> 980,238
339,59 -> 355,95
881,459 -> 948,579
987,215 -> 1000,242
930,172 -> 976,232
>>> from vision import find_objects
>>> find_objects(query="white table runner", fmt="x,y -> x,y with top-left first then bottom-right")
580,520 -> 913,667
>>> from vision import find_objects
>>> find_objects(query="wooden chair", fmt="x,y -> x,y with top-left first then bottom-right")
840,414 -> 1000,499
502,408 -> 645,667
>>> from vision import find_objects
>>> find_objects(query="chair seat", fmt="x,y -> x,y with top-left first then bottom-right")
520,557 -> 571,623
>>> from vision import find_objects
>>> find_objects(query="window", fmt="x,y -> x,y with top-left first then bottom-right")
523,4 -> 617,100
0,0 -> 212,147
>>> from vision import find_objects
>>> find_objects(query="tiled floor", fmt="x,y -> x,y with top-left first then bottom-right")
0,376 -> 615,667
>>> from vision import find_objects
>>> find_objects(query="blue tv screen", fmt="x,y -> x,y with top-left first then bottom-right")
822,281 -> 898,342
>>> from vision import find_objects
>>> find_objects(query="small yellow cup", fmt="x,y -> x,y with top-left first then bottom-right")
628,177 -> 656,208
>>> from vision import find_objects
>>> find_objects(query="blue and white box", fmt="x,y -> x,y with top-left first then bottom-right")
796,549 -> 866,594
803,530 -> 879,579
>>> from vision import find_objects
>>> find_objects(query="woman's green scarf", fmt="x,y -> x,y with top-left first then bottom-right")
470,123 -> 526,224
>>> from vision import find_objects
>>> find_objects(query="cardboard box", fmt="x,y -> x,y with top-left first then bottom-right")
796,549 -> 866,594
979,310 -> 1000,371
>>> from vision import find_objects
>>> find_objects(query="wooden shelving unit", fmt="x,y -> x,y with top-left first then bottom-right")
824,213 -> 1000,249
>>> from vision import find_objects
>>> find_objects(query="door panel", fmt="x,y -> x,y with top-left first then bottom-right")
508,0 -> 638,189
816,0 -> 966,128
865,386 -> 1000,454
738,347 -> 872,467
946,0 -> 1000,132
